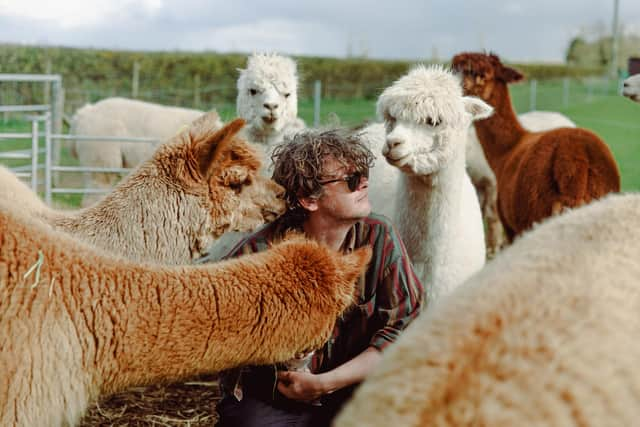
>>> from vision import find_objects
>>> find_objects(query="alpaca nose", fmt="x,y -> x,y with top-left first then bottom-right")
264,102 -> 278,111
386,137 -> 403,150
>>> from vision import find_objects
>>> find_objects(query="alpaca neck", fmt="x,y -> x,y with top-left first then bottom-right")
83,260 -> 316,395
473,83 -> 526,175
396,142 -> 466,295
54,164 -> 205,264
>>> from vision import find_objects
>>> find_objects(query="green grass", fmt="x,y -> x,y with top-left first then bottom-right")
2,92 -> 638,209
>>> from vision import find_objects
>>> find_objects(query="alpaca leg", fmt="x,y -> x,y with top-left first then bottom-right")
475,177 -> 506,258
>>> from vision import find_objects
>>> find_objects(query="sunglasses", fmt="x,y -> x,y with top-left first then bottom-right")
318,171 -> 368,192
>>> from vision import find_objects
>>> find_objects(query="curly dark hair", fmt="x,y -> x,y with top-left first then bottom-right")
270,128 -> 375,218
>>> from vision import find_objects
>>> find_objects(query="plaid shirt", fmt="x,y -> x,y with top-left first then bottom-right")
213,212 -> 425,401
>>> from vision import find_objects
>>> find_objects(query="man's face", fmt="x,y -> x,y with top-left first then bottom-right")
313,156 -> 371,222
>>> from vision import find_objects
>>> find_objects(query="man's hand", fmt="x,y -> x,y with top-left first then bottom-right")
276,370 -> 329,403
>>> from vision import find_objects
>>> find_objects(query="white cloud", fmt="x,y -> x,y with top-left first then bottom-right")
0,0 -> 162,28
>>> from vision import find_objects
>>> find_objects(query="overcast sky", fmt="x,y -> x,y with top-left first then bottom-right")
1,0 -> 638,63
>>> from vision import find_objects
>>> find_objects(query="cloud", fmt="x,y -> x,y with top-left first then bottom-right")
0,0 -> 639,62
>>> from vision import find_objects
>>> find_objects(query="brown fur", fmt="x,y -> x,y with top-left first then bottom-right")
452,52 -> 620,240
30,113 -> 286,264
0,202 -> 371,427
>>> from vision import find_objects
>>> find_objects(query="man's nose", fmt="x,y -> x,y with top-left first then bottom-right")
357,175 -> 369,190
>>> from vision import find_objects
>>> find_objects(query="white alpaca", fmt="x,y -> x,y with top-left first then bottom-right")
622,73 -> 640,102
335,192 -> 640,427
1,115 -> 284,265
236,52 -> 306,158
362,65 -> 493,301
71,97 -> 222,206
202,53 -> 307,261
467,110 -> 576,256
0,165 -> 52,217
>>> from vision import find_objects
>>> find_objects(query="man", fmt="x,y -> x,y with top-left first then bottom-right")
204,128 -> 424,426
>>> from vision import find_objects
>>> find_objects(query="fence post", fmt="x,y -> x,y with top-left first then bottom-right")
44,59 -> 52,105
44,112 -> 52,205
132,61 -> 140,99
31,117 -> 39,191
313,80 -> 322,127
529,79 -> 537,111
562,77 -> 570,108
194,74 -> 201,109
52,77 -> 64,185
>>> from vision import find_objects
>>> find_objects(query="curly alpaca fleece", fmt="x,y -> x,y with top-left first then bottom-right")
0,202 -> 372,427
335,192 -> 640,427
0,114 -> 285,264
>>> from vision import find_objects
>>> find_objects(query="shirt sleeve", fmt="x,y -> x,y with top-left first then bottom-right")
369,223 -> 425,351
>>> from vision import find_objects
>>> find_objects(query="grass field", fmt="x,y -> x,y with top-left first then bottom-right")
1,91 -> 639,208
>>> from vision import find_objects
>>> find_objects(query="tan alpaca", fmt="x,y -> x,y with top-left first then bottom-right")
0,201 -> 372,427
0,113 -> 285,264
335,193 -> 640,427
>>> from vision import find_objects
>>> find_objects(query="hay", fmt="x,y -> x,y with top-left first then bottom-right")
79,375 -> 221,426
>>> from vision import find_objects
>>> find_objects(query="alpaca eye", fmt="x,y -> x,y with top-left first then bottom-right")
249,89 -> 258,96
426,117 -> 436,126
284,93 -> 291,98
229,182 -> 244,194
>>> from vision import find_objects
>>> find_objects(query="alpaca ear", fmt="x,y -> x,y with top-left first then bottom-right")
192,118 -> 246,179
501,66 -> 524,83
463,96 -> 494,121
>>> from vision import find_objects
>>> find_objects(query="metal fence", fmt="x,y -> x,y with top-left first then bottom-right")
0,73 -> 632,207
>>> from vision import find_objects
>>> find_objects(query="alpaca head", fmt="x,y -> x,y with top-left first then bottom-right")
622,74 -> 640,103
236,53 -> 300,139
153,113 -> 286,240
376,65 -> 493,175
451,52 -> 524,102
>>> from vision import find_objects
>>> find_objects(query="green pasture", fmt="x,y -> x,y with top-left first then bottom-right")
1,91 -> 639,208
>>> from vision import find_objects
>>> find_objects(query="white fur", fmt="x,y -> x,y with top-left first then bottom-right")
335,192 -> 640,427
622,73 -> 640,102
467,110 -> 577,255
236,53 -> 306,156
203,53 -> 307,262
71,97 -> 222,206
362,65 -> 493,300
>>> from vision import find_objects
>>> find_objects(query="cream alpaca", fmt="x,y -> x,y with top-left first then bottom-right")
467,110 -> 576,256
622,73 -> 640,102
335,193 -> 640,427
0,200 -> 372,427
236,52 -> 306,155
0,114 -> 285,264
362,65 -> 493,300
71,97 -> 222,206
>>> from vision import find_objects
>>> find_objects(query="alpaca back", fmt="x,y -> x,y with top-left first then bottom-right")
335,193 -> 640,427
72,97 -> 221,206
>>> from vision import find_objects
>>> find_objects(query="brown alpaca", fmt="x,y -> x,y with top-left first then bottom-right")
451,52 -> 620,240
0,201 -> 371,427
0,113 -> 286,264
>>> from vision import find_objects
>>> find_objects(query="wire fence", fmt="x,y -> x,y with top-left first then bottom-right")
0,74 -> 635,207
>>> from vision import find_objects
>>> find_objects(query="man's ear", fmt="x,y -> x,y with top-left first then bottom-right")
298,196 -> 319,212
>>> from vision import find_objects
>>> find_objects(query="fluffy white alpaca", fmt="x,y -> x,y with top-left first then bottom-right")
0,165 -> 52,217
71,97 -> 222,206
202,53 -> 307,261
236,53 -> 306,157
622,73 -> 640,102
467,110 -> 576,256
335,192 -> 640,427
362,65 -> 493,301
